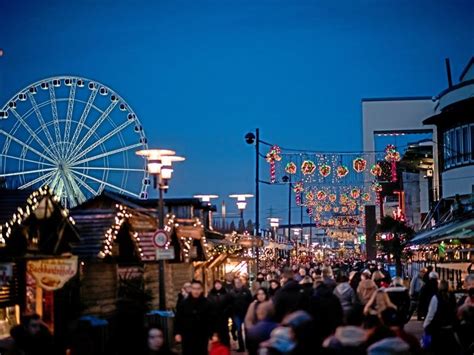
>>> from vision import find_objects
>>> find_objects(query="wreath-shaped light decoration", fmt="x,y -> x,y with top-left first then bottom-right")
370,164 -> 383,177
372,181 -> 383,205
316,205 -> 324,212
349,201 -> 357,211
301,160 -> 316,175
359,206 -> 365,212
324,204 -> 332,212
306,191 -> 314,202
340,194 -> 349,204
285,162 -> 297,175
353,157 -> 367,173
341,206 -> 348,213
333,206 -> 339,213
266,145 -> 282,183
350,188 -> 361,199
319,164 -> 331,178
329,194 -> 337,203
336,165 -> 349,178
317,190 -> 327,201
362,193 -> 371,202
328,218 -> 335,226
385,144 -> 401,182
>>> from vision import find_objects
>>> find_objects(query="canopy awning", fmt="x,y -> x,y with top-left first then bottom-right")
409,217 -> 474,245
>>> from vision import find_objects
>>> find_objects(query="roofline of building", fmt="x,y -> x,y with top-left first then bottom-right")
361,96 -> 432,103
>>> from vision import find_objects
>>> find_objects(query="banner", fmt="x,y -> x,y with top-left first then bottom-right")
27,257 -> 78,291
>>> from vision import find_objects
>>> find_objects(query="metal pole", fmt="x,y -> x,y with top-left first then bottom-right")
255,128 -> 260,273
158,186 -> 166,310
288,175 -> 292,242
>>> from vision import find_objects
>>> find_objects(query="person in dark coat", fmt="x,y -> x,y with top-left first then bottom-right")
175,280 -> 212,355
7,313 -> 56,355
207,280 -> 232,347
418,271 -> 439,320
273,269 -> 304,322
230,277 -> 253,352
385,277 -> 411,324
309,281 -> 344,349
268,279 -> 281,299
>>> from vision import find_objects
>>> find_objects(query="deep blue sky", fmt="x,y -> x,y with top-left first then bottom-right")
1,0 -> 473,224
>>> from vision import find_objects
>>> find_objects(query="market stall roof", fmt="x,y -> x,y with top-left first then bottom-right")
409,217 -> 474,245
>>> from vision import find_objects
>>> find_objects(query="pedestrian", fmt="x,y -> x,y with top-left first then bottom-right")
349,270 -> 361,292
144,326 -> 176,355
246,301 -> 278,355
230,277 -> 253,352
207,280 -> 232,347
423,280 -> 460,354
224,273 -> 235,293
364,289 -> 397,319
209,332 -> 231,355
372,271 -> 388,288
268,279 -> 281,299
418,271 -> 439,320
174,280 -> 212,355
357,270 -> 378,305
322,266 -> 337,291
334,274 -> 359,321
7,313 -> 56,355
245,288 -> 269,330
409,268 -> 426,320
273,269 -> 304,322
176,282 -> 192,309
385,277 -> 410,324
380,308 -> 420,354
257,272 -> 269,290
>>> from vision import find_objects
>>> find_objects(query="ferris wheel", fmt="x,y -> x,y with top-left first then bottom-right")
0,76 -> 150,207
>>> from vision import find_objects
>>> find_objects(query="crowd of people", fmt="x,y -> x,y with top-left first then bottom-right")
171,260 -> 474,355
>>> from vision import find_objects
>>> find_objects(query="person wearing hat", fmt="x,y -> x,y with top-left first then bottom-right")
417,271 -> 439,321
357,270 -> 377,305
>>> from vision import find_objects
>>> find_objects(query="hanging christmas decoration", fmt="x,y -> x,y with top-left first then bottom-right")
350,188 -> 361,199
266,145 -> 282,183
329,194 -> 337,203
317,190 -> 327,201
333,206 -> 340,213
341,206 -> 349,213
316,205 -> 323,212
336,165 -> 349,178
370,164 -> 382,177
319,164 -> 331,178
353,158 -> 367,173
385,144 -> 401,182
340,194 -> 349,204
362,193 -> 371,202
371,181 -> 383,193
359,206 -> 365,212
285,162 -> 297,175
328,219 -> 335,226
305,191 -> 314,202
293,182 -> 304,205
301,160 -> 316,175
324,204 -> 332,212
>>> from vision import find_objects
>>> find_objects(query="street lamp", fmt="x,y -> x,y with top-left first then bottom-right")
194,195 -> 219,228
136,148 -> 185,310
229,194 -> 254,220
269,217 -> 280,240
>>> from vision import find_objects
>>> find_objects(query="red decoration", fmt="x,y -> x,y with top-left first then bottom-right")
370,164 -> 382,177
353,158 -> 367,173
362,193 -> 371,202
293,182 -> 304,205
329,194 -> 337,203
336,165 -> 349,178
319,164 -> 331,177
301,160 -> 316,175
385,145 -> 401,182
350,188 -> 360,199
285,162 -> 297,175
317,190 -> 327,201
266,145 -> 282,183
306,191 -> 314,202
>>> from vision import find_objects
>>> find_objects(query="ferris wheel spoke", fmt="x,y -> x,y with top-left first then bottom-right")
71,142 -> 142,166
1,154 -> 55,167
68,120 -> 133,164
71,173 -> 98,198
68,100 -> 119,160
66,88 -> 98,159
72,170 -> 140,197
0,129 -> 58,164
8,108 -> 58,160
18,170 -> 56,190
0,167 -> 55,178
71,166 -> 143,172
48,84 -> 63,156
63,79 -> 77,157
61,171 -> 81,207
27,92 -> 61,157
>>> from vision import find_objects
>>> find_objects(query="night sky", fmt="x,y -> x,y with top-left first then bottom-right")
1,0 -> 473,224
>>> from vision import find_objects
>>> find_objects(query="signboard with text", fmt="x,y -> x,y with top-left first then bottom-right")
27,256 -> 78,291
156,248 -> 175,260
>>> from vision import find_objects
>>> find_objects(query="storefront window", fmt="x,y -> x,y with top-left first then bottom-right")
443,124 -> 474,169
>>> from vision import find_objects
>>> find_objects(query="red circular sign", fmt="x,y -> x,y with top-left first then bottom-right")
152,230 -> 169,248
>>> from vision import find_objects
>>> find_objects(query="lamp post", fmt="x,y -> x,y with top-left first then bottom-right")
194,194 -> 219,228
229,194 -> 254,221
136,148 -> 185,310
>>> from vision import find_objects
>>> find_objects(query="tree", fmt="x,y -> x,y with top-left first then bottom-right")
376,216 -> 414,277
